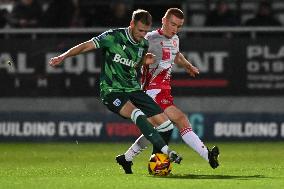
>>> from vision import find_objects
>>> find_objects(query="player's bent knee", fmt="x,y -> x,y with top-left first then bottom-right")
149,112 -> 169,126
172,113 -> 186,124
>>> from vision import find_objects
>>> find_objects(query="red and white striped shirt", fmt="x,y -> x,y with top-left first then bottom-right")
142,29 -> 179,90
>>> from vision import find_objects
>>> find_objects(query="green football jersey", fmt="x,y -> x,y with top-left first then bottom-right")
92,27 -> 148,98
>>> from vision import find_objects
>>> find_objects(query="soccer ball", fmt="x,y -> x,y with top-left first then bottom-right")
148,153 -> 172,176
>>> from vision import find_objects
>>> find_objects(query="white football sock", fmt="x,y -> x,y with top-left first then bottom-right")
180,127 -> 209,161
160,145 -> 169,155
124,135 -> 150,162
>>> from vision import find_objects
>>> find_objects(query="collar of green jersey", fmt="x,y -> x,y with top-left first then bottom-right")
126,27 -> 138,45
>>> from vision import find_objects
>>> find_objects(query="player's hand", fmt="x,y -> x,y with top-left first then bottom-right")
186,64 -> 199,77
144,53 -> 156,65
49,56 -> 64,67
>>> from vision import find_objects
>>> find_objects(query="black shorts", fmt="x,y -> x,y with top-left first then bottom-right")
102,90 -> 163,117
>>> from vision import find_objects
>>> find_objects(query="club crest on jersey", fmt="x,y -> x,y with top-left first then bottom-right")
173,40 -> 177,47
138,48 -> 144,57
113,98 -> 121,106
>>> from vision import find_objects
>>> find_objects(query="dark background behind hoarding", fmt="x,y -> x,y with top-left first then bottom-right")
1,36 -> 284,96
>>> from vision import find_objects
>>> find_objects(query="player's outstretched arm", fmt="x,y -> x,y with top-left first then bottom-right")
49,40 -> 96,67
174,52 -> 199,77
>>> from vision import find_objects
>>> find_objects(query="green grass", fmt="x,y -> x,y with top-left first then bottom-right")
0,142 -> 283,189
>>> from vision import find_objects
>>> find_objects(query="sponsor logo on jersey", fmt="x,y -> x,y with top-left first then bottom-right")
162,48 -> 171,60
161,99 -> 170,104
113,54 -> 138,67
113,98 -> 121,106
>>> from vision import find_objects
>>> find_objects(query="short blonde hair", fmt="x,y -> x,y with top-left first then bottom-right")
132,9 -> 152,25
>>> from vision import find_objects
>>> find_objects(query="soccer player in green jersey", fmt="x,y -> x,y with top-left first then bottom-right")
49,9 -> 182,174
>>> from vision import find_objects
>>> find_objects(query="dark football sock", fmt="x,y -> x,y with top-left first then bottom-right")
135,114 -> 167,151
152,129 -> 173,154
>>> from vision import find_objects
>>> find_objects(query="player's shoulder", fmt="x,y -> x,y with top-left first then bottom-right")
101,28 -> 128,36
96,29 -> 115,39
105,28 -> 125,35
172,34 -> 180,40
99,28 -> 128,41
145,30 -> 162,40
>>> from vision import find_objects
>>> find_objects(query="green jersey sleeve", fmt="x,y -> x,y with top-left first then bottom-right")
92,29 -> 114,49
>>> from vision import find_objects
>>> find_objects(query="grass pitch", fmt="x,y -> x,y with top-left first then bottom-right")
0,142 -> 283,189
